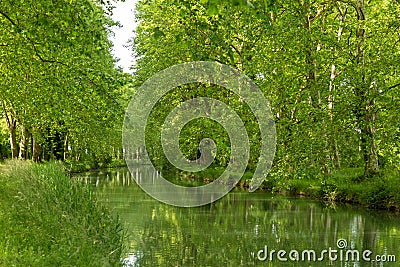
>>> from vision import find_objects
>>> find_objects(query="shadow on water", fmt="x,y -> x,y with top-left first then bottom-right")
73,167 -> 400,267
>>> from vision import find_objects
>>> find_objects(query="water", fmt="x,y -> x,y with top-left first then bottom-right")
74,167 -> 400,266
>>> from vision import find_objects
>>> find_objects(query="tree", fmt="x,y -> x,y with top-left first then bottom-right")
132,0 -> 399,179
0,0 -> 125,162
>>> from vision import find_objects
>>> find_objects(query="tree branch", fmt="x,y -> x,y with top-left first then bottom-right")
27,36 -> 70,67
0,10 -> 17,26
1,100 -> 11,129
0,9 -> 69,67
388,82 -> 400,90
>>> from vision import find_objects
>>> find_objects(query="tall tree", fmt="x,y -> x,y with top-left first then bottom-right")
0,0 -> 124,162
132,0 -> 400,178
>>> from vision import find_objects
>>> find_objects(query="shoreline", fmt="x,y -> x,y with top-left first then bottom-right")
70,163 -> 400,213
3,161 -> 399,213
163,167 -> 400,213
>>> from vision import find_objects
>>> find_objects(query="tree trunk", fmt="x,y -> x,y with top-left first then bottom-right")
32,137 -> 42,162
2,102 -> 18,158
5,115 -> 18,158
9,124 -> 18,159
328,65 -> 341,170
327,5 -> 347,170
302,2 -> 330,172
63,135 -> 68,161
354,0 -> 379,176
362,92 -> 379,176
19,125 -> 31,159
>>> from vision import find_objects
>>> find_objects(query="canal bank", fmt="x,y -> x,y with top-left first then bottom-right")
159,166 -> 400,213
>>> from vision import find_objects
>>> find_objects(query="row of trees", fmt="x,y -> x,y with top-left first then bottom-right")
132,0 -> 400,177
0,0 -> 130,162
1,0 -> 398,178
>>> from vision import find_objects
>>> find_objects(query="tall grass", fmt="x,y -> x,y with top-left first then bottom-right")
0,160 -> 125,266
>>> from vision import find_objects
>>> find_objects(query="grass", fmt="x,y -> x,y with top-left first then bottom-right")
268,167 -> 400,212
181,165 -> 400,212
0,160 -> 126,267
65,158 -> 127,173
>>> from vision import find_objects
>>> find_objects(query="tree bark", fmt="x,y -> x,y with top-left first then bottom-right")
2,102 -> 18,158
32,136 -> 42,162
302,1 -> 330,173
327,4 -> 348,170
19,125 -> 31,159
63,135 -> 68,161
354,0 -> 379,176
9,123 -> 18,159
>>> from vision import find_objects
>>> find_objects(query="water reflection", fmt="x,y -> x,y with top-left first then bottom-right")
74,167 -> 400,266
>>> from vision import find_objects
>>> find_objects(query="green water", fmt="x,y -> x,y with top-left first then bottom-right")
75,167 -> 400,266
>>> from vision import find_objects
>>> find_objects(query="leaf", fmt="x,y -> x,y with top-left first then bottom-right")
207,3 -> 219,16
153,27 -> 165,39
228,49 -> 235,64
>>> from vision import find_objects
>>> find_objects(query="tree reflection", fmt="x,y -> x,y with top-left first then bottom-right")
74,167 -> 400,266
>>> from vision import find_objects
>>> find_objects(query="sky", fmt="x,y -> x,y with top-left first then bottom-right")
108,0 -> 138,73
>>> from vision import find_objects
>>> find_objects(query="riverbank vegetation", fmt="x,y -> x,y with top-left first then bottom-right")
165,166 -> 400,211
0,161 -> 125,266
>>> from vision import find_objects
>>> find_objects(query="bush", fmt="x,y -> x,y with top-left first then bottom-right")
0,160 -> 125,266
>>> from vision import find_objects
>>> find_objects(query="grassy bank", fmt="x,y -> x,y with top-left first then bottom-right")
63,159 -> 400,212
273,168 -> 400,212
0,161 -> 125,267
64,158 -> 127,173
180,167 -> 400,212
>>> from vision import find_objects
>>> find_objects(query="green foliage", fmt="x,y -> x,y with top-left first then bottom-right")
144,83 -> 261,178
0,161 -> 126,266
0,0 -> 129,162
269,167 -> 400,211
133,0 -> 399,182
